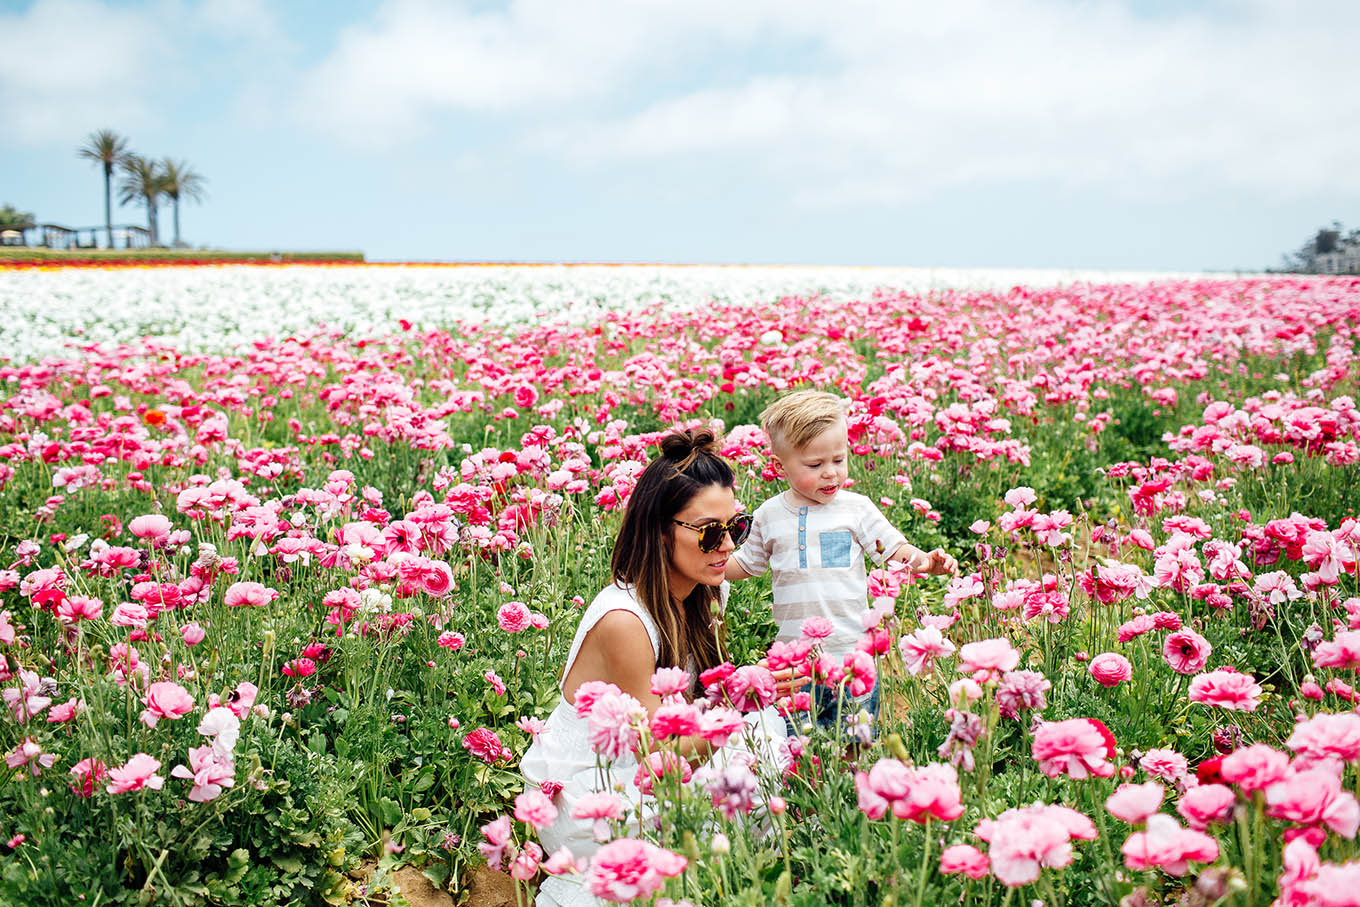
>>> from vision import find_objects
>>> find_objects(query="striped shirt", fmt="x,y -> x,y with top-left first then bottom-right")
733,490 -> 908,658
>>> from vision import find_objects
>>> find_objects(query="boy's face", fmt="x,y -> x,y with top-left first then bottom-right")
772,417 -> 849,507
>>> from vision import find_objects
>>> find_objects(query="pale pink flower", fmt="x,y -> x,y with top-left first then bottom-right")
1090,652 -> 1133,687
106,753 -> 164,794
139,681 -> 195,728
223,681 -> 257,720
223,581 -> 278,608
1105,782 -> 1165,824
46,698 -> 83,723
1162,630 -> 1212,675
1140,748 -> 1188,783
1032,718 -> 1116,779
1121,813 -> 1219,876
899,625 -> 956,676
697,708 -> 746,747
513,788 -> 559,830
478,815 -> 513,871
939,843 -> 990,879
1254,570 -> 1303,605
128,514 -> 173,543
650,701 -> 703,739
515,716 -> 548,741
1177,784 -> 1236,830
170,744 -> 236,802
572,792 -> 626,842
958,638 -> 1020,676
68,757 -> 108,798
584,838 -> 687,903
800,616 -> 833,641
996,670 -> 1050,719
855,759 -> 963,823
633,750 -> 693,796
1287,712 -> 1360,767
181,622 -> 206,646
1004,486 -> 1037,508
55,595 -> 102,623
1220,744 -> 1290,792
586,691 -> 645,760
650,667 -> 691,698
573,680 -> 622,718
6,738 -> 56,776
977,804 -> 1087,887
510,842 -> 543,882
1265,769 -> 1360,839
1188,669 -> 1262,712
542,847 -> 581,875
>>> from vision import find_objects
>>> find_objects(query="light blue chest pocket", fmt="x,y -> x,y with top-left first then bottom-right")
819,530 -> 854,568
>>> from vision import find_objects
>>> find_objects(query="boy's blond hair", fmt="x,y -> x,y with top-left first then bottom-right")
760,390 -> 848,453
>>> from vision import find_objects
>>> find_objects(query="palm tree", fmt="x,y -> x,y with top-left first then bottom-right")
159,159 -> 207,248
77,129 -> 131,248
117,154 -> 167,246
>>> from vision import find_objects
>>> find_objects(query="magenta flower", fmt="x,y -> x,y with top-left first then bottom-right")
650,701 -> 702,740
1032,718 -> 1116,780
1162,630 -> 1212,675
722,665 -> 777,712
1220,744 -> 1290,792
939,843 -> 990,879
437,631 -> 466,651
106,753 -> 165,794
584,838 -> 687,903
1287,712 -> 1360,767
139,681 -> 195,728
463,727 -> 509,764
1089,652 -> 1133,687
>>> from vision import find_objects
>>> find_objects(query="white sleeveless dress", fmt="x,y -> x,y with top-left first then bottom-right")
520,582 -> 788,907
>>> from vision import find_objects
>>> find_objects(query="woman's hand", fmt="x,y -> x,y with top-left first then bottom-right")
759,659 -> 813,700
922,547 -> 958,575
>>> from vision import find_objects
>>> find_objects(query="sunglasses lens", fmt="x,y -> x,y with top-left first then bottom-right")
730,515 -> 753,547
698,524 -> 724,552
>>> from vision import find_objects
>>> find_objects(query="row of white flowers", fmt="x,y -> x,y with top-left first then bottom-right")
0,263 -> 1228,361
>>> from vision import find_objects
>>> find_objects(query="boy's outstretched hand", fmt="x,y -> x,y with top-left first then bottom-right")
921,548 -> 958,576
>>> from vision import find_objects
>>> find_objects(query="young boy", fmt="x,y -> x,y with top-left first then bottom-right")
725,390 -> 956,730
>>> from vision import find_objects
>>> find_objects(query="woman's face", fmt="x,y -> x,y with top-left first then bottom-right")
666,483 -> 740,599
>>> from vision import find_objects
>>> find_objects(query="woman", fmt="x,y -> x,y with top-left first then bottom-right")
521,429 -> 788,906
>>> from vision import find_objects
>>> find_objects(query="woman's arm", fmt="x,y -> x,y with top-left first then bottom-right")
565,610 -> 713,764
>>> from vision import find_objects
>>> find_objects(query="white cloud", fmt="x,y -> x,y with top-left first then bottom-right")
294,0 -> 1360,200
0,0 -> 171,145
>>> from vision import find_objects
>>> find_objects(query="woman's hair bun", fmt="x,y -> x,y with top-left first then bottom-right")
660,428 -> 719,463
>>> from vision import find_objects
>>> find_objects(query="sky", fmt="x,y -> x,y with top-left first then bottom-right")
1,0 -> 1357,270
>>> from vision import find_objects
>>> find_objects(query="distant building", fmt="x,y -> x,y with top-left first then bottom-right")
1313,243 -> 1360,275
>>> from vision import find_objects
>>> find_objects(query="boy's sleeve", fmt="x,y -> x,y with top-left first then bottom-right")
856,498 -> 909,567
732,508 -> 772,577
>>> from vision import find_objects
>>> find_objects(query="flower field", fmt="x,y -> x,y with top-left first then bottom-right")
0,267 -> 1357,906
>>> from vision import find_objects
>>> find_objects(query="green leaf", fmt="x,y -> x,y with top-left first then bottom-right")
272,854 -> 304,875
377,797 -> 403,827
226,848 -> 250,884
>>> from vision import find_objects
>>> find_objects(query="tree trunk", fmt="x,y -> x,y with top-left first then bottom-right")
103,162 -> 113,249
173,197 -> 182,247
147,197 -> 159,246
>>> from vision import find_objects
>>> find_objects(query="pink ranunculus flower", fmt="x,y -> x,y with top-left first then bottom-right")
632,750 -> 692,796
723,665 -> 777,712
1162,630 -> 1212,675
478,815 -> 513,871
128,514 -> 173,543
976,804 -> 1090,887
170,744 -> 236,802
139,681 -> 195,728
650,667 -> 692,698
650,701 -> 702,740
572,792 -> 626,843
1220,744 -> 1290,792
224,681 -> 258,720
1121,813 -> 1219,876
421,560 -> 454,596
6,738 -> 56,777
513,788 -> 559,830
1264,769 -> 1360,839
899,625 -> 956,676
1089,652 -> 1133,687
1105,781 -> 1165,824
939,843 -> 990,879
1032,718 -> 1116,780
497,601 -> 532,633
800,616 -> 833,641
1314,631 -> 1360,671
56,595 -> 103,623
958,638 -> 1020,677
583,838 -> 687,903
1188,669 -> 1262,712
1140,748 -> 1188,783
223,581 -> 278,608
106,753 -> 164,794
180,622 -> 206,646
586,691 -> 645,760
68,757 -> 108,798
1287,712 -> 1360,767
1177,784 -> 1236,830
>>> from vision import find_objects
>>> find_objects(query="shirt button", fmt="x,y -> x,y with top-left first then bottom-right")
799,544 -> 806,550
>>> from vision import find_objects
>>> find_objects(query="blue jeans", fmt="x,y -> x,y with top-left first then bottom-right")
785,680 -> 881,737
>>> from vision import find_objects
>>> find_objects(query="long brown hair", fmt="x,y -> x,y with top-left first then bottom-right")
610,429 -> 731,675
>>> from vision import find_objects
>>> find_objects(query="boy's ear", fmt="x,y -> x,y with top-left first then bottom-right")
767,453 -> 784,477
